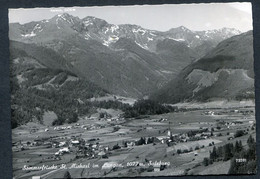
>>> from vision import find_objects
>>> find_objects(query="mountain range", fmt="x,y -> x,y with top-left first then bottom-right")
9,13 -> 240,53
9,13 -> 246,99
151,30 -> 254,103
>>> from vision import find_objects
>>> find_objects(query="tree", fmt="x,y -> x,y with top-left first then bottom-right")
217,133 -> 222,136
234,130 -> 244,138
247,136 -> 256,161
68,112 -> 78,123
228,158 -> 238,174
147,137 -> 154,144
203,157 -> 209,166
234,140 -> 243,153
52,117 -> 65,126
136,137 -> 146,146
224,143 -> 233,161
247,135 -> 254,147
210,146 -> 217,161
63,171 -> 72,179
177,149 -> 182,154
112,144 -> 121,150
227,132 -> 230,135
123,141 -> 127,148
183,149 -> 189,153
228,157 -> 257,174
99,112 -> 106,118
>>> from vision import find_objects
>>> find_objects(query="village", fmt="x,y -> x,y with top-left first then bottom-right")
12,106 -> 256,178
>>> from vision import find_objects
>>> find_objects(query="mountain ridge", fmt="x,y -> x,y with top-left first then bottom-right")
9,13 -> 243,98
150,30 -> 254,103
9,13 -> 241,54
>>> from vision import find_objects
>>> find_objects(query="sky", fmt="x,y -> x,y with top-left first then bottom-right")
9,2 -> 253,32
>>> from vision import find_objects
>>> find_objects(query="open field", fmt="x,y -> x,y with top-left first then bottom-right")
12,105 -> 256,178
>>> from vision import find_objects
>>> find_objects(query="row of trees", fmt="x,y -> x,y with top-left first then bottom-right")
50,99 -> 176,126
186,128 -> 208,137
123,99 -> 176,118
202,135 -> 256,174
93,99 -> 176,119
177,145 -> 205,155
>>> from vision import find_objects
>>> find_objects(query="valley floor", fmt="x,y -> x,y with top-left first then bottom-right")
12,102 -> 256,178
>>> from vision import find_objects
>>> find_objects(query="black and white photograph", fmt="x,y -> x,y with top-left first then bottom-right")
9,2 -> 256,178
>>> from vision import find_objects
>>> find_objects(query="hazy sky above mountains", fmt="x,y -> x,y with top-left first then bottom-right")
9,2 -> 252,32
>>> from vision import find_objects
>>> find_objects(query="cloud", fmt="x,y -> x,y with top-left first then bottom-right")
229,2 -> 252,14
205,22 -> 212,28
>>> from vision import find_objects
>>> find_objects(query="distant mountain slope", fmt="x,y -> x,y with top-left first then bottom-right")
10,40 -> 71,70
10,38 -> 168,98
9,13 -> 241,98
155,38 -> 199,73
9,13 -> 240,55
10,48 -> 108,128
151,31 -> 254,103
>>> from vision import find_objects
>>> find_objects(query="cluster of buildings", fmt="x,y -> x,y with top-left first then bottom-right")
203,109 -> 255,116
50,135 -> 114,160
155,118 -> 168,122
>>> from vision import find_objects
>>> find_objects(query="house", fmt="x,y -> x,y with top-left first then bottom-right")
181,139 -> 187,142
52,142 -> 59,148
167,130 -> 172,137
156,136 -> 166,144
205,111 -> 214,115
71,140 -> 80,145
59,147 -> 70,154
43,141 -> 52,147
85,143 -> 91,147
54,127 -> 62,131
127,142 -> 135,147
195,134 -> 201,138
59,141 -> 66,147
203,136 -> 208,139
98,151 -> 106,156
32,176 -> 41,179
249,121 -> 254,124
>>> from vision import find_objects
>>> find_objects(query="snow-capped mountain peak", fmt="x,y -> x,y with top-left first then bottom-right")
9,14 -> 242,56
